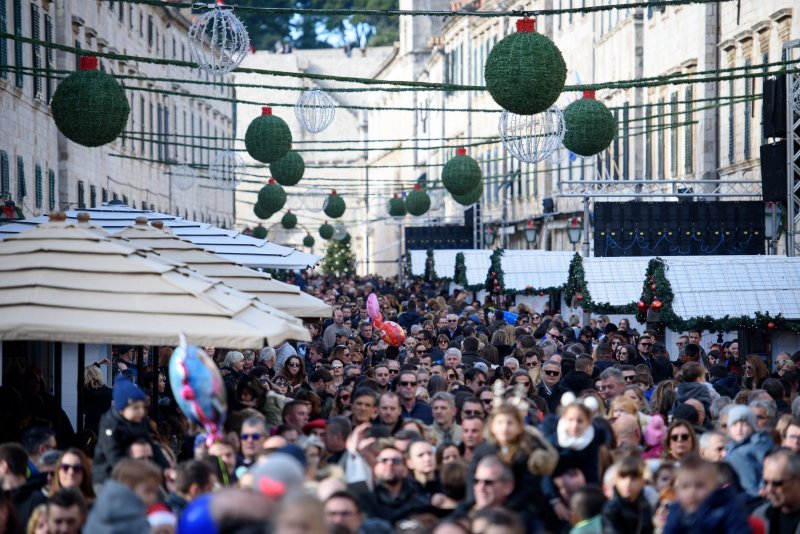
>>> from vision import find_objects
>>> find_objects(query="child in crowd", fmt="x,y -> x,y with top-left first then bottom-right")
569,485 -> 607,534
662,455 -> 751,533
601,455 -> 654,534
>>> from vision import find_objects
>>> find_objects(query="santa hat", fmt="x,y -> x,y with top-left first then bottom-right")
147,503 -> 176,529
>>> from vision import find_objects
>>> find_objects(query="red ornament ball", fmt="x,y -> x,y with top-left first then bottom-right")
576,293 -> 584,301
637,300 -> 647,313
650,284 -> 657,290
767,321 -> 776,330
650,299 -> 663,312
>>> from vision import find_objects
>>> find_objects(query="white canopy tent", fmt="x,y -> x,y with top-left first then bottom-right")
0,204 -> 321,270
409,249 -> 492,287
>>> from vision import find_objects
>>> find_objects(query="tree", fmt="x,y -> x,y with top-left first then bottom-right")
321,237 -> 356,276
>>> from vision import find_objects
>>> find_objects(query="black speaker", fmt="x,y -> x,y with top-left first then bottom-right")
762,75 -> 786,139
760,141 -> 787,202
543,197 -> 555,213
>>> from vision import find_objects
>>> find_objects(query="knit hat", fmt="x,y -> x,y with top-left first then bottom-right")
250,452 -> 304,500
113,377 -> 146,411
727,404 -> 756,430
147,503 -> 176,529
644,414 -> 667,447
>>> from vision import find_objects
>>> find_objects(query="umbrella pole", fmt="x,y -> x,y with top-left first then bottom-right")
53,342 -> 62,413
136,345 -> 144,387
151,348 -> 159,422
76,344 -> 85,435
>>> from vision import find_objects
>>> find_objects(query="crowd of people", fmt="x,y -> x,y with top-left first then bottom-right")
2,273 -> 800,534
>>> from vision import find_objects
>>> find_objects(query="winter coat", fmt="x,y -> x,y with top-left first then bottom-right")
663,485 -> 751,534
752,500 -> 800,534
83,385 -> 113,435
92,409 -> 168,486
84,479 -> 149,534
602,489 -> 654,534
726,430 -> 776,497
673,382 -> 713,417
356,478 -> 432,525
545,418 -> 607,484
10,477 -> 47,529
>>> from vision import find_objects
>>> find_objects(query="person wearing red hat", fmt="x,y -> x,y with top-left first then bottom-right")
303,419 -> 327,440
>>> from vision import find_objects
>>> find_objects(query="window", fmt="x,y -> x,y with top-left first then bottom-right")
743,59 -> 751,160
670,92 -> 678,176
90,185 -> 96,208
44,14 -> 53,101
30,4 -> 41,98
141,200 -> 146,210
112,191 -> 118,201
657,98 -> 665,179
119,2 -> 124,22
48,169 -> 55,210
34,164 -> 42,208
139,96 -> 145,154
74,40 -> 80,70
612,108 -> 620,179
13,0 -> 23,88
77,180 -> 85,208
16,156 -> 25,200
0,151 -> 9,195
102,187 -> 108,204
728,79 -> 734,164
622,103 -> 630,180
157,103 -> 163,160
684,87 -> 693,174
164,106 -> 170,161
149,101 -> 154,158
147,15 -> 153,48
122,194 -> 128,206
0,0 -> 7,79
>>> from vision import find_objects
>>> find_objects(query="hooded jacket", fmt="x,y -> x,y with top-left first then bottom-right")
663,484 -> 751,534
726,430 -> 776,497
83,480 -> 149,534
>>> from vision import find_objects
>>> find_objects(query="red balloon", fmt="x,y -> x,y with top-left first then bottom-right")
372,317 -> 406,347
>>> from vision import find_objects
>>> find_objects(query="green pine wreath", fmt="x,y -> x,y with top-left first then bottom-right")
405,186 -> 431,216
281,211 -> 297,229
319,222 -> 334,240
563,94 -> 617,157
442,149 -> 482,196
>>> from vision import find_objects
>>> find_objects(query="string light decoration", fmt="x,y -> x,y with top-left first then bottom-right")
50,56 -> 130,147
484,18 -> 567,115
295,88 -> 336,133
209,150 -> 245,191
442,148 -> 482,196
170,164 -> 197,191
187,5 -> 250,75
245,107 -> 292,164
562,91 -> 616,157
499,106 -> 566,164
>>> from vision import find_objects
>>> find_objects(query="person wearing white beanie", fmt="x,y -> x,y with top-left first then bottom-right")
724,404 -> 776,497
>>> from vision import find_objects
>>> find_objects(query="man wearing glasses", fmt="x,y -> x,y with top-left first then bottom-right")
238,417 -> 268,468
445,314 -> 462,340
538,360 -> 564,413
754,449 -> 800,532
396,370 -> 433,425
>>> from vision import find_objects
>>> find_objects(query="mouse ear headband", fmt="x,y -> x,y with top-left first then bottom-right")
560,391 -> 600,414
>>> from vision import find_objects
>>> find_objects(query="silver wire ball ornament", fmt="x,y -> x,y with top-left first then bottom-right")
499,106 -> 566,164
294,89 -> 336,133
171,164 -> 197,191
209,150 -> 245,191
332,223 -> 348,241
187,7 -> 250,76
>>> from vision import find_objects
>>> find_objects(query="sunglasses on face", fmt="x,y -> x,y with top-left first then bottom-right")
389,369 -> 400,374
670,433 -> 691,442
241,433 -> 262,441
376,457 -> 403,465
640,342 -> 653,347
623,375 -> 635,382
399,381 -> 417,387
288,362 -> 301,367
544,370 -> 560,377
481,398 -> 493,405
514,380 -> 531,387
462,409 -> 484,417
59,463 -> 83,474
447,373 -> 457,379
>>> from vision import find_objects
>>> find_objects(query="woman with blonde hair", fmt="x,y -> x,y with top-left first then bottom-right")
83,363 -> 112,436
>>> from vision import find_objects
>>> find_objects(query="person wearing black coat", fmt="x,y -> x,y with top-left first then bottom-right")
601,456 -> 654,534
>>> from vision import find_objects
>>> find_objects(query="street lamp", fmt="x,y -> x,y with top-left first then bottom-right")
484,225 -> 496,247
567,216 -> 583,245
524,219 -> 538,244
764,201 -> 783,255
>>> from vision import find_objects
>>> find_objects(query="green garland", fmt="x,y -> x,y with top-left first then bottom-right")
634,258 -> 800,332
563,253 -> 637,313
403,251 -> 412,280
454,252 -> 468,286
485,248 -> 505,294
424,248 -> 438,282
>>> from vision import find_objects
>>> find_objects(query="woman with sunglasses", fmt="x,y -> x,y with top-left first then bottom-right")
49,448 -> 95,504
330,345 -> 352,367
278,356 -> 307,390
662,419 -> 698,462
616,344 -> 638,364
743,354 -> 770,390
330,385 -> 352,418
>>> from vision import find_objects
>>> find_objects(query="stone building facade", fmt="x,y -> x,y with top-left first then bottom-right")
0,0 -> 236,226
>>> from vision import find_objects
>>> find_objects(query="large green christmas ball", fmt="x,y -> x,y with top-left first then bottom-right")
442,148 -> 482,195
257,180 -> 287,213
254,202 -> 272,220
281,211 -> 297,229
453,181 -> 484,206
323,192 -> 346,219
269,151 -> 305,186
303,235 -> 315,248
484,19 -> 567,115
388,195 -> 407,217
319,223 -> 334,240
252,225 -> 267,239
51,57 -> 130,147
562,93 -> 617,157
405,186 -> 431,216
244,107 -> 292,163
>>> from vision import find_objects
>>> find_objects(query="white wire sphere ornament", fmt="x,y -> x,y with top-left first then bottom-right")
187,7 -> 250,76
294,89 -> 336,133
332,223 -> 348,241
499,106 -> 566,164
171,164 -> 197,191
209,150 -> 246,191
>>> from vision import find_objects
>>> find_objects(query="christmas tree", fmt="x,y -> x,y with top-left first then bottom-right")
321,237 -> 356,277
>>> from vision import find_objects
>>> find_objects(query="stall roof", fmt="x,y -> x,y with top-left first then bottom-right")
583,256 -> 653,306
409,249 -> 492,287
0,205 -> 321,270
115,221 -> 331,318
0,218 -> 310,348
502,250 -> 574,292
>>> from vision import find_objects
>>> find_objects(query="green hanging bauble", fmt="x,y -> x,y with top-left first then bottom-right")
319,222 -> 334,240
405,184 -> 431,216
388,193 -> 407,217
244,107 -> 292,163
442,147 -> 482,196
453,180 -> 484,206
252,225 -> 267,239
281,211 -> 297,229
303,234 -> 315,248
484,18 -> 567,115
257,178 -> 287,214
253,202 -> 272,220
562,90 -> 617,157
269,150 -> 305,186
51,56 -> 130,147
323,190 -> 346,219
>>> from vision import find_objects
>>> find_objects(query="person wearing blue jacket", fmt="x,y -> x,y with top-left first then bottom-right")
724,404 -> 777,497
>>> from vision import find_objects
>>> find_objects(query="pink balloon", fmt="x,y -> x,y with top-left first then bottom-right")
366,293 -> 381,321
